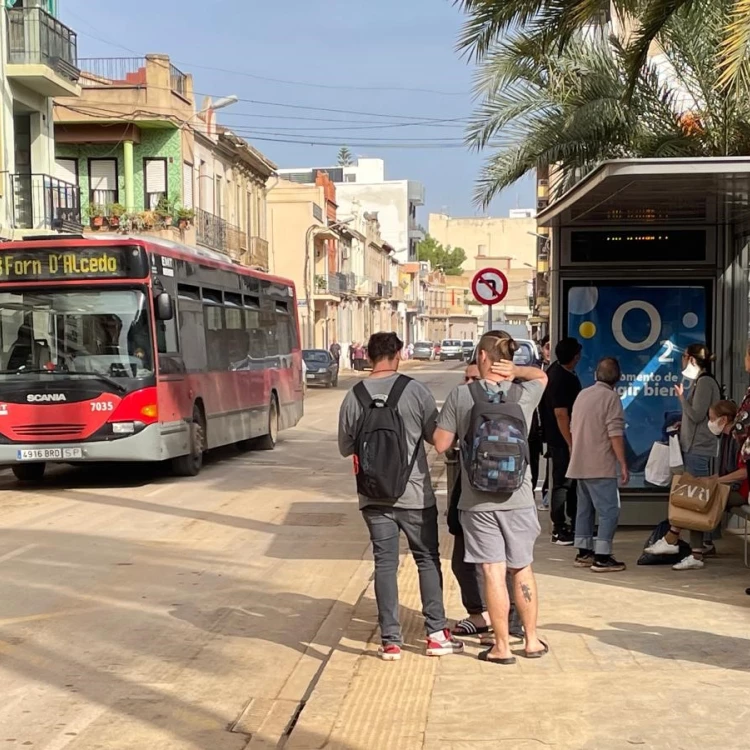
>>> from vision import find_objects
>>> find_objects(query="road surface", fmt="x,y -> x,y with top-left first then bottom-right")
0,361 -> 462,750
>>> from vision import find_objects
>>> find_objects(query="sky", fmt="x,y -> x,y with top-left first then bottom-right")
60,0 -> 535,223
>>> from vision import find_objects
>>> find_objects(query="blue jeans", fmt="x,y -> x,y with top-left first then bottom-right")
362,505 -> 447,644
683,451 -> 712,477
574,478 -> 620,556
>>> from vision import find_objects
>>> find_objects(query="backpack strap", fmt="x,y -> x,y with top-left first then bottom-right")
353,380 -> 372,410
386,374 -> 412,408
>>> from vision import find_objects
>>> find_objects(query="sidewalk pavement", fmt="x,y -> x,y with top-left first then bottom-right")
272,458 -> 750,750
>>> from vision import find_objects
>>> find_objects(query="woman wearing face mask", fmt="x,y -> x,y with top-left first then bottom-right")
646,400 -> 747,569
675,344 -> 721,478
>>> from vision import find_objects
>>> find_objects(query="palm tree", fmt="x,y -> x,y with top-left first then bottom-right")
337,146 -> 353,166
466,1 -> 750,207
455,0 -> 750,90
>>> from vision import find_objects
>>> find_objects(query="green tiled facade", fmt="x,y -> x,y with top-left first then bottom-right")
57,128 -> 183,214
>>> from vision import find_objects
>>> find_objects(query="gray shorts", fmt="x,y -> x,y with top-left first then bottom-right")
460,506 -> 541,568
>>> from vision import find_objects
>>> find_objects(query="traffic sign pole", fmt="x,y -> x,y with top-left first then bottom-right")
487,304 -> 492,331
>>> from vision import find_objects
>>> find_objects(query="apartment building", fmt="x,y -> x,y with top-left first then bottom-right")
0,0 -> 81,236
54,54 -> 275,269
277,158 -> 425,263
267,176 -> 402,354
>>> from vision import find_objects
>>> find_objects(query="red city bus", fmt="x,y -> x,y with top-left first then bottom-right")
0,234 -> 304,481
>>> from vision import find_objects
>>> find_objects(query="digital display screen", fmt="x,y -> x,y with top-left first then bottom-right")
570,230 -> 706,263
0,246 -> 149,281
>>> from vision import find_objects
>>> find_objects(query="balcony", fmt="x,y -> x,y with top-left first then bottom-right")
315,273 -> 347,297
11,174 -> 82,233
407,180 -> 425,206
196,208 -> 244,258
248,236 -> 269,270
7,7 -> 80,97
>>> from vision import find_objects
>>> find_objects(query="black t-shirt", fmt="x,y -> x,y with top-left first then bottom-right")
541,361 -> 582,447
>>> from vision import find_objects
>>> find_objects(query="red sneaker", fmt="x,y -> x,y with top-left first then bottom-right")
426,629 -> 465,657
378,644 -> 402,661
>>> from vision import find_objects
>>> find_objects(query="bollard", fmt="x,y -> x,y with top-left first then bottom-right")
445,447 -> 459,492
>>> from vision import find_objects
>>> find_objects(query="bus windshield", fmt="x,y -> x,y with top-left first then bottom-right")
0,288 -> 153,380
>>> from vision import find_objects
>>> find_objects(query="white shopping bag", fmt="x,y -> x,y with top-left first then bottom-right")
645,443 -> 671,487
669,434 -> 684,472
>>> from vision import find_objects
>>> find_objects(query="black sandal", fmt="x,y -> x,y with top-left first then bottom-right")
478,647 -> 516,665
523,640 -> 549,659
452,618 -> 491,636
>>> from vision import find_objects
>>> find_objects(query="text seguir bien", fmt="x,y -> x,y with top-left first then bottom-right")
616,371 -> 681,398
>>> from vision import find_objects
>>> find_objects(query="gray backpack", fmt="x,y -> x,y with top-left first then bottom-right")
462,380 -> 529,493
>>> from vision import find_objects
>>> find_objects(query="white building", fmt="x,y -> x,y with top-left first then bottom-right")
277,157 -> 425,263
1,0 -> 81,236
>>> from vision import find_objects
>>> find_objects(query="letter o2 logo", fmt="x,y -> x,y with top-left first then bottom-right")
612,300 -> 661,352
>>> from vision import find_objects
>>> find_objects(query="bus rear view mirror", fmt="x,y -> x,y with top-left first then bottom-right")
156,293 -> 174,321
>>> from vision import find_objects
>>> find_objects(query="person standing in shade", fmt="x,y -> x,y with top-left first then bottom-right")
541,337 -> 583,545
677,343 -> 721,478
567,357 -> 629,572
338,332 -> 463,661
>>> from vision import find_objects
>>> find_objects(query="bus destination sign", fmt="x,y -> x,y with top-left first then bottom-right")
0,246 -> 149,282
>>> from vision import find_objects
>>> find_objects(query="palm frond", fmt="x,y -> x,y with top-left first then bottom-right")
718,0 -> 750,90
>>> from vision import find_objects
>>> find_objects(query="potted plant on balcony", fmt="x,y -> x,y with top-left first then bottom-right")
154,197 -> 174,227
175,206 -> 194,230
315,274 -> 327,292
106,202 -> 126,228
87,204 -> 106,229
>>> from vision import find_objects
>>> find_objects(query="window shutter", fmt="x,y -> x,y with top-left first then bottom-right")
89,159 -> 116,191
145,159 -> 167,195
55,158 -> 77,185
182,162 -> 193,209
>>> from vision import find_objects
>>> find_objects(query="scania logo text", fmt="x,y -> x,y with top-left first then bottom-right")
27,393 -> 67,403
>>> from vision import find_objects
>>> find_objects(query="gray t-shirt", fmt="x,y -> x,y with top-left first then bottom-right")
338,374 -> 438,510
438,378 -> 546,512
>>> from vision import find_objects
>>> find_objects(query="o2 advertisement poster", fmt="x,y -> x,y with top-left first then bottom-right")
566,284 -> 708,489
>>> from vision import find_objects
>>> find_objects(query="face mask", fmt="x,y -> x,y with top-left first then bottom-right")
682,362 -> 701,380
707,419 -> 725,436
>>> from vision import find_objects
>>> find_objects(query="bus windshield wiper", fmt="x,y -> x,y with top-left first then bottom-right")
0,368 -> 128,394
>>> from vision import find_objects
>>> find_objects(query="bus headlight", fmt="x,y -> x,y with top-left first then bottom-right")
112,422 -> 136,434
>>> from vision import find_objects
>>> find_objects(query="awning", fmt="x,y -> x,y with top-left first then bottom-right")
537,158 -> 750,228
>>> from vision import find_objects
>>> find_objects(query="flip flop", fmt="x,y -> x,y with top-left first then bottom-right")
452,619 -> 491,636
523,640 -> 549,659
478,647 -> 516,665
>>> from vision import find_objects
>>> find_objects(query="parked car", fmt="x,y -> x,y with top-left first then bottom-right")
412,341 -> 434,360
439,339 -> 464,361
461,340 -> 474,361
302,349 -> 339,387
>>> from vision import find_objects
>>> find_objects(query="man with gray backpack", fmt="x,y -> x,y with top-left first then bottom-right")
338,332 -> 464,661
434,331 -> 548,664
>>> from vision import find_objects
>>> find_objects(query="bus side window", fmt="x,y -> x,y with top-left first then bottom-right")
177,297 -> 208,372
156,315 -> 178,354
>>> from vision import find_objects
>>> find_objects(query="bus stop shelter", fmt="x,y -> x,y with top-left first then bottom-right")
537,157 -> 750,523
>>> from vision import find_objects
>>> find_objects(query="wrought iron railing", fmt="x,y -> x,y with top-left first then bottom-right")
170,63 -> 188,98
7,7 -> 78,80
11,174 -> 81,231
78,57 -> 146,87
196,208 -> 242,256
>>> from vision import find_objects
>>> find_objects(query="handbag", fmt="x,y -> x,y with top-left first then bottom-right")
668,434 -> 683,473
645,443 -> 670,487
668,473 -> 730,532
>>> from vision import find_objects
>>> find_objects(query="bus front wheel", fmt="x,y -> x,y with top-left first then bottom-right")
255,396 -> 279,451
172,407 -> 205,477
12,463 -> 46,482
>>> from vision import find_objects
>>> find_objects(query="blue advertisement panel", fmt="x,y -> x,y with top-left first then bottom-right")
566,284 -> 709,488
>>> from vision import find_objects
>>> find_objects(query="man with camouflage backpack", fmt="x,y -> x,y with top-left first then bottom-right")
434,331 -> 548,664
